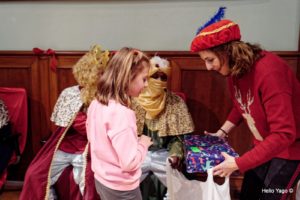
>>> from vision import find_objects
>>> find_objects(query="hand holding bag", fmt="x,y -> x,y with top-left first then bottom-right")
167,163 -> 231,200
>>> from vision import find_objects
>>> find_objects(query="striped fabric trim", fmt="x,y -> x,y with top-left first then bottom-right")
196,22 -> 236,37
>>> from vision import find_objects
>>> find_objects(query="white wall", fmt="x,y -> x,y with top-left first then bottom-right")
0,0 -> 299,51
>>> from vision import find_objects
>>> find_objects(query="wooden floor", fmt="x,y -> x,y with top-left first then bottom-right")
0,190 -> 20,200
0,181 -> 23,200
0,184 -> 298,200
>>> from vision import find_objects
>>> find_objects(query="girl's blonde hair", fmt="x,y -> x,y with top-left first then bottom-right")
211,41 -> 263,77
72,45 -> 109,106
96,47 -> 150,106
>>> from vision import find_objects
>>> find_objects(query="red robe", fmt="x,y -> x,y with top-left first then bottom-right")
20,113 -> 100,200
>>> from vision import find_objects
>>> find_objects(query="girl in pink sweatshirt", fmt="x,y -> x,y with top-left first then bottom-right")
87,47 -> 153,200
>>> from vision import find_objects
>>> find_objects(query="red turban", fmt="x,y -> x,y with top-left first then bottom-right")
190,19 -> 241,52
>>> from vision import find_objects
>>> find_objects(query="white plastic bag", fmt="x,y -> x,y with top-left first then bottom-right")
167,163 -> 231,200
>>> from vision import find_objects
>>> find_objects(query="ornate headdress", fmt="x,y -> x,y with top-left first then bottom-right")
136,56 -> 170,119
190,7 -> 241,52
72,44 -> 110,106
149,56 -> 171,77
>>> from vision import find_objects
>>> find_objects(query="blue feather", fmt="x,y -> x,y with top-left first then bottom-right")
196,7 -> 226,35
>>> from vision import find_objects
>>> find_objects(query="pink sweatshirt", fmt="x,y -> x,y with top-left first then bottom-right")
86,99 -> 148,191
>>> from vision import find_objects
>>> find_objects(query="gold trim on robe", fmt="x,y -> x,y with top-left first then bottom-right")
45,86 -> 89,200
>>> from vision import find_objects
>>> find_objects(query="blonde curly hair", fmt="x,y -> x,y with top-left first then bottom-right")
72,44 -> 109,106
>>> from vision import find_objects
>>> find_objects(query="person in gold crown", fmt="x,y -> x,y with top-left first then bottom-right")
131,56 -> 194,199
20,45 -> 109,200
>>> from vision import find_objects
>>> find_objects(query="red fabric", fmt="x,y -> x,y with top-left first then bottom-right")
32,47 -> 44,55
32,47 -> 58,72
227,51 -> 300,172
46,49 -> 58,72
20,127 -> 64,200
280,163 -> 300,200
0,87 -> 27,189
0,87 -> 27,154
20,120 -> 99,200
55,152 -> 99,200
174,91 -> 187,102
54,166 -> 81,200
59,112 -> 88,153
227,106 -> 243,126
0,169 -> 8,189
190,19 -> 241,52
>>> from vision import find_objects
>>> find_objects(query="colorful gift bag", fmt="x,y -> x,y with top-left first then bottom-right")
184,134 -> 239,173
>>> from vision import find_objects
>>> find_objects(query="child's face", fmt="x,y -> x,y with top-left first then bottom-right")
128,64 -> 149,97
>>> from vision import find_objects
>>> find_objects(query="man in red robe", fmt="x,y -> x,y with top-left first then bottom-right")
20,45 -> 109,200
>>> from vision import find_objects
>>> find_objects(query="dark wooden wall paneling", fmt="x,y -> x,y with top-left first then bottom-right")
0,50 -> 299,181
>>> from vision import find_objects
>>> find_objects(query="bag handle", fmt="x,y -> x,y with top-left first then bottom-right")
207,168 -> 231,200
207,168 -> 229,185
167,162 -> 174,200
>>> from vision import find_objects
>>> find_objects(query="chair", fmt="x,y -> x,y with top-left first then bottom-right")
140,91 -> 187,200
0,87 -> 27,189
